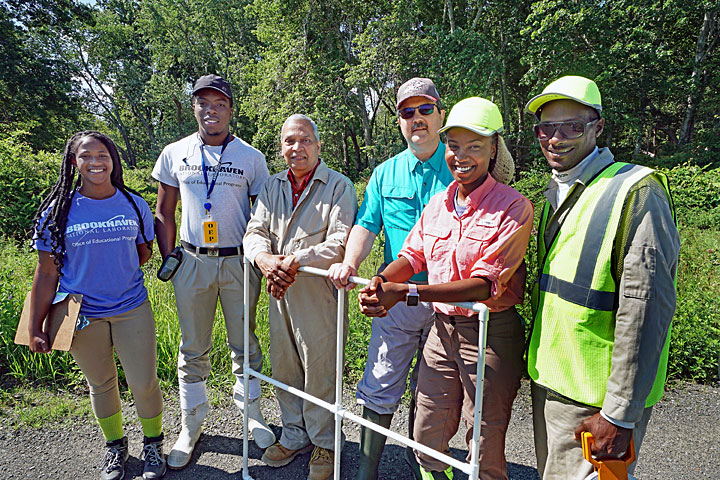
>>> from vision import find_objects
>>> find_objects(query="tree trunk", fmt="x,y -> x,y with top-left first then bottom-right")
446,0 -> 455,33
72,40 -> 137,166
348,126 -> 364,172
357,90 -> 375,169
499,33 -> 510,134
679,8 -> 718,145
472,0 -> 489,30
341,127 -> 350,177
127,94 -> 154,145
173,96 -> 183,126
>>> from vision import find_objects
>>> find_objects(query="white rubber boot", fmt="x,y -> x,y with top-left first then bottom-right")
234,394 -> 276,449
167,401 -> 208,469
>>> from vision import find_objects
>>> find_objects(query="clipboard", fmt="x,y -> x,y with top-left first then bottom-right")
14,292 -> 83,351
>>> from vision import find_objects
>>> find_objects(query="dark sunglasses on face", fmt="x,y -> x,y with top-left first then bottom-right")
533,119 -> 599,140
398,103 -> 436,120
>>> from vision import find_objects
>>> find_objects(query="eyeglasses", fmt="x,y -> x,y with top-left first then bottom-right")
533,119 -> 599,140
398,103 -> 436,119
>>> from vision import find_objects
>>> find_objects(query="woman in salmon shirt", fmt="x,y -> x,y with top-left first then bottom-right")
359,97 -> 532,480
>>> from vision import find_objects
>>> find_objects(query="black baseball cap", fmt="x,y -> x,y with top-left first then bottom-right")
192,74 -> 233,101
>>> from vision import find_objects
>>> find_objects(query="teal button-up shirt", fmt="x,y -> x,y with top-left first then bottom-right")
357,142 -> 453,281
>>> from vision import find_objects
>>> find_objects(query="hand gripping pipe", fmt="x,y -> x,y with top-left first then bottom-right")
242,258 -> 489,480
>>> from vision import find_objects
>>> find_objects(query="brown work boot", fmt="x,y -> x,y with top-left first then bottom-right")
261,442 -> 313,467
308,446 -> 334,480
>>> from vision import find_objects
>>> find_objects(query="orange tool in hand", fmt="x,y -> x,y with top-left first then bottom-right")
582,431 -> 637,480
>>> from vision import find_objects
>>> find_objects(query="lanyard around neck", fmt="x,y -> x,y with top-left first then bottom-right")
200,133 -> 233,201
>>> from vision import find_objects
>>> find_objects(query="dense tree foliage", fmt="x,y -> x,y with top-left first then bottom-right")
1,0 -> 718,174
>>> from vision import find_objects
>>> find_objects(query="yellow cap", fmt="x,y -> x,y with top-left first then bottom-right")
439,97 -> 504,136
525,76 -> 602,116
439,97 -> 515,185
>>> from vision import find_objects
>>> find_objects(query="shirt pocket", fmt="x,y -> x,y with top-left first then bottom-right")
458,220 -> 500,269
424,224 -> 452,262
622,245 -> 656,300
383,185 -> 417,232
292,226 -> 328,251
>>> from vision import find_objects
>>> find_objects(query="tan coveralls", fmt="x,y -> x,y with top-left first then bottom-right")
244,161 -> 357,450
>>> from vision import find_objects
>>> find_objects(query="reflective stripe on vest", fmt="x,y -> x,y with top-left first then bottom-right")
529,161 -> 672,407
539,163 -> 639,311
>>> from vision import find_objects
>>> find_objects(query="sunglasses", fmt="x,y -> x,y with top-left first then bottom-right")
533,119 -> 599,140
398,103 -> 436,120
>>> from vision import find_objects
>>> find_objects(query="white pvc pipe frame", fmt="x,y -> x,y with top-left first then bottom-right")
242,257 -> 489,480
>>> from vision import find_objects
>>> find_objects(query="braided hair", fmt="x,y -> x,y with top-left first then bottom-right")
32,131 -> 150,275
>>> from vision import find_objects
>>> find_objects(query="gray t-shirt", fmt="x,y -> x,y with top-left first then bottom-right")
152,133 -> 270,247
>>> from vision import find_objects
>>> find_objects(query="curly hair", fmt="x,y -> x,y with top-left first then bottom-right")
32,131 -> 150,275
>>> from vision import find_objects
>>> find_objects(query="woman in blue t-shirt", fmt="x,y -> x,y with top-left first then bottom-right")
28,131 -> 166,480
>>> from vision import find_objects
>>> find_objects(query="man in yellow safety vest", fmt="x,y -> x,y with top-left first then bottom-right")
525,76 -> 680,480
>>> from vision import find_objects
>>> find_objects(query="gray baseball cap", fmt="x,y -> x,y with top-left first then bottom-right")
396,78 -> 442,110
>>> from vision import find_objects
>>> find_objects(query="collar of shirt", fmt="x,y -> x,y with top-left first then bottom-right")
285,159 -> 323,207
402,141 -> 446,174
444,174 -> 498,216
184,132 -> 236,162
544,147 -> 616,210
550,146 -> 599,187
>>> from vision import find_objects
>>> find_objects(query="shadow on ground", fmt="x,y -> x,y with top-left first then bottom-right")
163,436 -> 539,479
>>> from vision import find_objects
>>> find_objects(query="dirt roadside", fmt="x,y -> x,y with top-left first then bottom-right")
1,380 -> 718,479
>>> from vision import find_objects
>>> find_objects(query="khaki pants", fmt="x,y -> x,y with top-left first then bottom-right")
172,249 -> 262,385
414,308 -> 525,479
531,382 -> 653,480
70,300 -> 163,419
270,274 -> 348,451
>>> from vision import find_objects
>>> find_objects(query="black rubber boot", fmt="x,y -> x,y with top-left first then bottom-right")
355,407 -> 393,480
405,397 -> 422,480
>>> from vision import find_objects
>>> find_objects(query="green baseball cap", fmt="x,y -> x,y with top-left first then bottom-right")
438,97 -> 504,136
525,75 -> 602,116
439,97 -> 516,184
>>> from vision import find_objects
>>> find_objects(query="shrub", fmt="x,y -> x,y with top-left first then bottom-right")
0,129 -> 60,242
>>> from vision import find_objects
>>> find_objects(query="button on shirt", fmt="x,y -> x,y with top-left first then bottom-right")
356,143 -> 453,282
399,176 -> 534,316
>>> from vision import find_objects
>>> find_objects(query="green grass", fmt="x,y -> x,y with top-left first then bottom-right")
0,386 -> 93,429
669,226 -> 720,382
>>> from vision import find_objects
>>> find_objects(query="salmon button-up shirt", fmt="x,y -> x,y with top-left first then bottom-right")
399,176 -> 533,316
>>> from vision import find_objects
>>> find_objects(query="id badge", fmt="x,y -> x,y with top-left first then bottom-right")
203,217 -> 219,246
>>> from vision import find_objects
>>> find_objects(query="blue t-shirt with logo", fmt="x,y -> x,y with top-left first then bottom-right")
34,189 -> 155,318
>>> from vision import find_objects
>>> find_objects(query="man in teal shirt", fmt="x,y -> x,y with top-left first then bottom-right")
329,77 -> 453,479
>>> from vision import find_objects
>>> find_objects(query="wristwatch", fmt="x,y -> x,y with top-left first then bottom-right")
406,283 -> 419,306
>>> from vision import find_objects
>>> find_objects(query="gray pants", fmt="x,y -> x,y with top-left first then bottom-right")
531,382 -> 653,480
172,249 -> 262,385
356,277 -> 436,415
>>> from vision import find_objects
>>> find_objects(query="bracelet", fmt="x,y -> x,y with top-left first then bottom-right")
374,273 -> 388,283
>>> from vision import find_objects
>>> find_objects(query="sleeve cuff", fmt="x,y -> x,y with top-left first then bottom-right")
601,391 -> 646,425
600,410 -> 635,430
355,219 -> 381,236
399,251 -> 423,274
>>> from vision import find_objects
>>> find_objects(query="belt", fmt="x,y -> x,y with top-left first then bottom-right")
181,240 -> 243,257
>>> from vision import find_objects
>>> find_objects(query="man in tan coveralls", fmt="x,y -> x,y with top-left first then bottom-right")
243,114 -> 357,480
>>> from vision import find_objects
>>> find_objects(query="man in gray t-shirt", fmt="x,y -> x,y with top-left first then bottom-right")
152,74 -> 274,469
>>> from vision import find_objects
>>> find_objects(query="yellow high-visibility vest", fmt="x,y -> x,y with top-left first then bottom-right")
529,162 -> 673,407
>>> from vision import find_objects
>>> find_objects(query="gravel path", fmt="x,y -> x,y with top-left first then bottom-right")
1,380 -> 718,479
